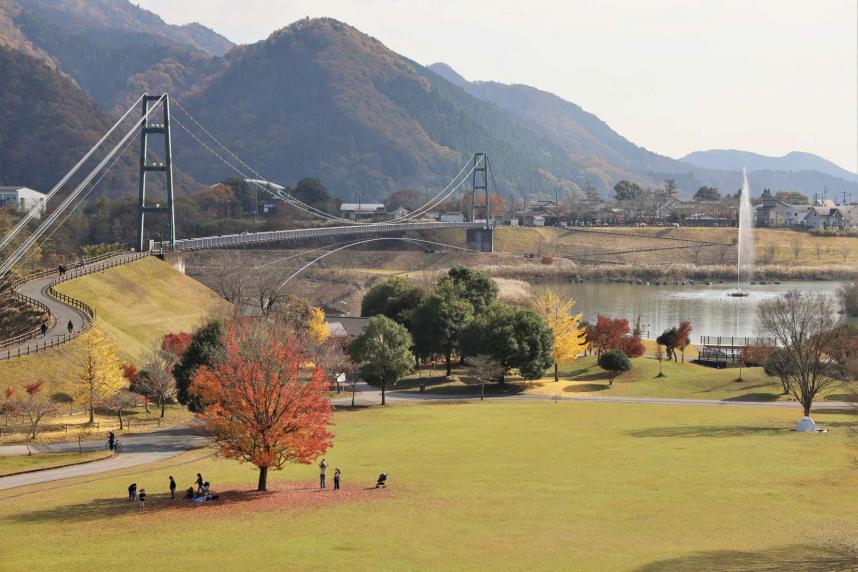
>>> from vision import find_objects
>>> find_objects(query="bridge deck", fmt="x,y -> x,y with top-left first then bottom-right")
164,221 -> 488,251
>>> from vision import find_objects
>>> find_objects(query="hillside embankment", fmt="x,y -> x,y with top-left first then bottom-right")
0,257 -> 231,394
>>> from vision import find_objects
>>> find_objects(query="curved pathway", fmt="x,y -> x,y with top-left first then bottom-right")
0,252 -> 147,360
0,424 -> 207,492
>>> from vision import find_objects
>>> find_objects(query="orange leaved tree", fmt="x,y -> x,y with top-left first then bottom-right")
191,319 -> 334,492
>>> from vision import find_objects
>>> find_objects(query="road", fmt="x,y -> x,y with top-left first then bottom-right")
0,425 -> 207,492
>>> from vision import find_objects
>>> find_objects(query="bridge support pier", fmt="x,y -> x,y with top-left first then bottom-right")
466,228 -> 493,253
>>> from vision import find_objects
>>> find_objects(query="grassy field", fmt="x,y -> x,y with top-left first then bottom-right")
493,226 -> 858,268
0,257 -> 231,395
395,355 -> 852,405
0,401 -> 856,570
0,450 -> 111,476
0,404 -> 195,445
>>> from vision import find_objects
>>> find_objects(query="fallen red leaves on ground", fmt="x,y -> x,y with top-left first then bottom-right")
143,480 -> 394,519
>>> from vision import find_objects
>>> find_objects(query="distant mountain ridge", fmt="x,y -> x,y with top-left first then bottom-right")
680,149 -> 858,183
0,2 -> 855,202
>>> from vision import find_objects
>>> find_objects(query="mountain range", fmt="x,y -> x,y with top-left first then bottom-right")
680,149 -> 858,184
0,0 -> 854,202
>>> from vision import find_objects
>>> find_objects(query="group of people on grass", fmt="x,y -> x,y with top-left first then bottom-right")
127,472 -> 217,511
319,459 -> 388,490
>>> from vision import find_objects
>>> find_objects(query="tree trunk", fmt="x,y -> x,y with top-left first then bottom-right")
445,351 -> 452,377
803,401 -> 812,417
480,381 -> 485,401
30,424 -> 37,439
609,375 -> 614,386
89,403 -> 94,424
160,400 -> 166,418
381,381 -> 386,406
351,382 -> 356,407
258,466 -> 268,491
144,400 -> 150,414
118,411 -> 124,430
554,363 -> 559,382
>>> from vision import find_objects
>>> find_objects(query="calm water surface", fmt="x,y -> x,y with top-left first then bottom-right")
532,280 -> 845,339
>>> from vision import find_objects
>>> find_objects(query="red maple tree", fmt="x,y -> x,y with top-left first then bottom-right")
191,318 -> 334,491
589,315 -> 631,357
161,332 -> 192,362
120,363 -> 138,384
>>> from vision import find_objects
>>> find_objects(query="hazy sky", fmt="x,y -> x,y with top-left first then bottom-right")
138,0 -> 858,172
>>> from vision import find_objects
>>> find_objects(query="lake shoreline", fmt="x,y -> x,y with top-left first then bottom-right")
482,262 -> 858,283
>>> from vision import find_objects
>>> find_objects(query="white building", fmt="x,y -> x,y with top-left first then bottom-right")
0,186 -> 46,219
439,212 -> 464,223
785,205 -> 813,226
340,203 -> 386,220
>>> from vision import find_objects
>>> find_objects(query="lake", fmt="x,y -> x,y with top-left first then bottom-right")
532,280 -> 846,339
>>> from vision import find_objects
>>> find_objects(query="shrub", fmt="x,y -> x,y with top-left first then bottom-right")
598,349 -> 632,385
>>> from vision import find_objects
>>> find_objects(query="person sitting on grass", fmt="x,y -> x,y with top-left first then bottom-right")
128,483 -> 137,501
375,473 -> 387,488
184,487 -> 195,500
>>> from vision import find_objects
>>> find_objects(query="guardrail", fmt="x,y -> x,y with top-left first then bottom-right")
164,221 -> 488,252
0,249 -> 151,359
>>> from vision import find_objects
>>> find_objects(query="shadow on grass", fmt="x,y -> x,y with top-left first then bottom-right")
563,383 -> 610,393
722,393 -> 781,402
636,543 -> 858,571
824,394 -> 858,402
628,425 -> 789,438
572,371 -> 613,382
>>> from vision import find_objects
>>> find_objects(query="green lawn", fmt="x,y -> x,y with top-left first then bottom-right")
0,450 -> 111,477
1,401 -> 856,570
398,356 -> 851,405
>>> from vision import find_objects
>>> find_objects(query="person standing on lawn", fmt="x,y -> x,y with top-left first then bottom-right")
169,476 -> 176,499
319,459 -> 328,489
137,489 -> 146,512
333,468 -> 341,490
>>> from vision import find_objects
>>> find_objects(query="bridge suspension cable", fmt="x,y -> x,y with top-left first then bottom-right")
0,95 -> 167,280
0,94 -> 146,254
170,98 -> 482,225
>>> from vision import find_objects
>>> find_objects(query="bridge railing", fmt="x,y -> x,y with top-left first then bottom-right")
164,221 -> 487,252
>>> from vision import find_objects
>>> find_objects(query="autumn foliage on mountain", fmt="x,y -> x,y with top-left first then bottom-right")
191,318 -> 334,491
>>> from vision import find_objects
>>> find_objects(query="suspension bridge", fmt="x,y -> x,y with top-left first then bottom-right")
0,92 -> 498,357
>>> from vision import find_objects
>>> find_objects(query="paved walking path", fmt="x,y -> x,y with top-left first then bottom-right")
0,424 -> 207,492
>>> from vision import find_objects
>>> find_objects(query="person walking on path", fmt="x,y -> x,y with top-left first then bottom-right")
128,483 -> 137,501
137,488 -> 146,512
40,322 -> 47,338
108,431 -> 115,451
66,320 -> 74,335
169,476 -> 176,499
333,468 -> 341,490
319,459 -> 328,489
195,473 -> 204,494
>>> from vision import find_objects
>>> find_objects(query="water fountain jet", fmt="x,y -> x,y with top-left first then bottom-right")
729,169 -> 754,297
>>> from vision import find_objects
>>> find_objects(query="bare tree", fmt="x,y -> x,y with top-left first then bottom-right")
815,241 -> 822,261
466,355 -> 504,400
136,352 -> 177,418
719,243 -> 729,263
104,390 -> 140,430
791,238 -> 802,261
756,291 -> 841,416
765,243 -> 778,263
252,266 -> 291,316
840,245 -> 849,263
18,381 -> 56,439
654,343 -> 666,377
214,252 -> 250,306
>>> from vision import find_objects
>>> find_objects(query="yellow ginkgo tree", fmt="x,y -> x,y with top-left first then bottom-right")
536,290 -> 588,381
308,307 -> 330,344
75,329 -> 125,423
